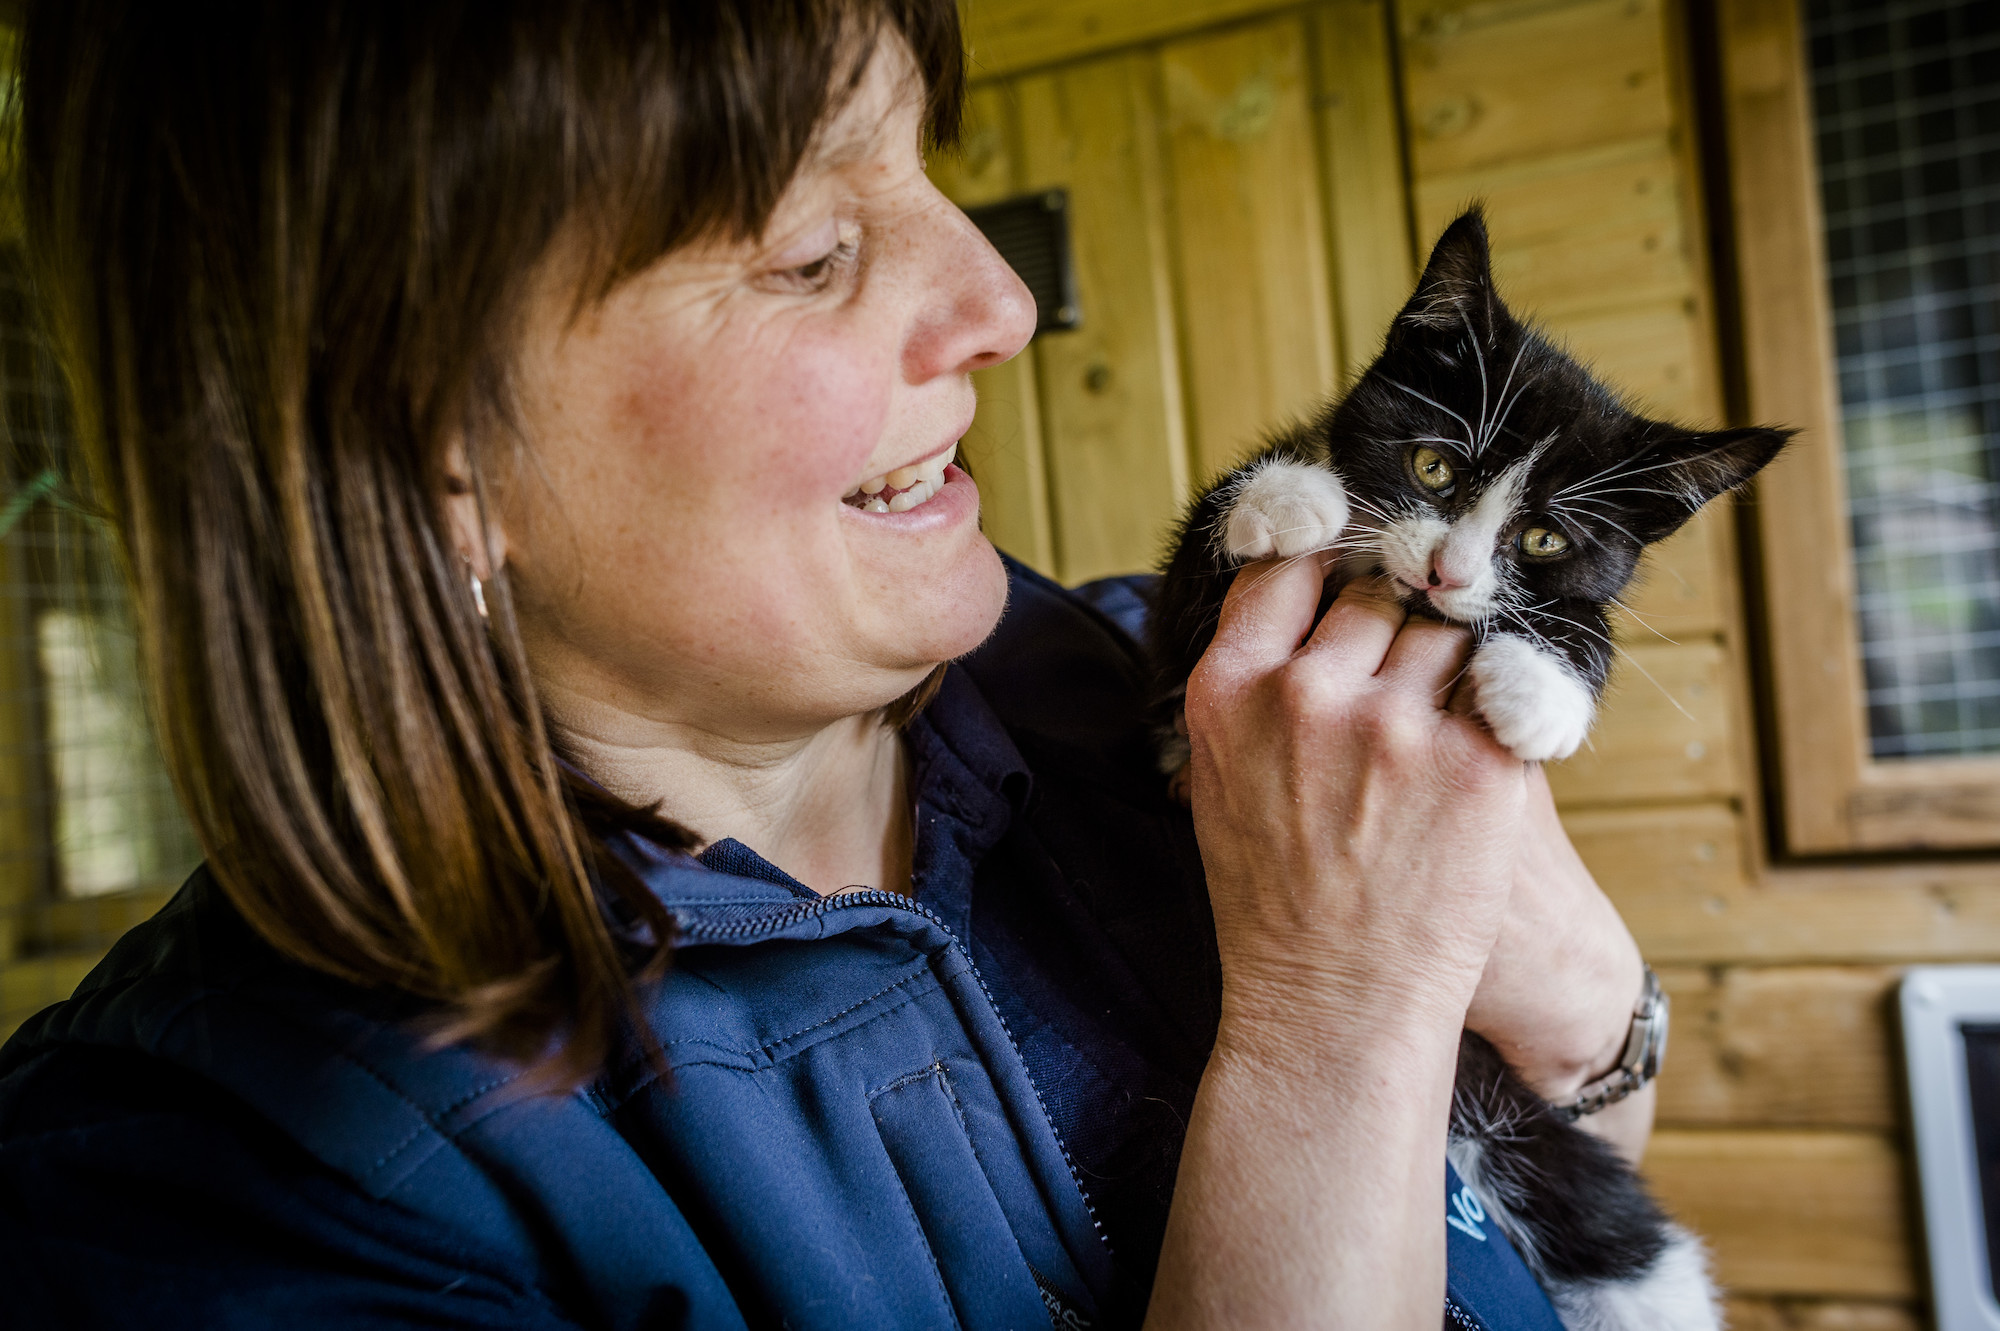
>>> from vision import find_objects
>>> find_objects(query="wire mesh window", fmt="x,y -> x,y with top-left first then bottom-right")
1807,0 -> 2000,758
0,245 -> 200,1036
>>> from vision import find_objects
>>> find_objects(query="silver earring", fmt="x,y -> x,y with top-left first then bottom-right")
469,571 -> 489,620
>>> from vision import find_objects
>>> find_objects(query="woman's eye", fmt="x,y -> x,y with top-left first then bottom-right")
1411,445 -> 1456,494
1518,526 -> 1570,558
790,252 -> 838,283
783,244 -> 847,286
773,226 -> 860,291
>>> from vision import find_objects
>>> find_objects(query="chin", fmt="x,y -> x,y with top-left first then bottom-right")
886,535 -> 1010,669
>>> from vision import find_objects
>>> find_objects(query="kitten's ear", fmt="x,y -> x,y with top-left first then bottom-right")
1627,425 -> 1795,542
1394,208 -> 1497,334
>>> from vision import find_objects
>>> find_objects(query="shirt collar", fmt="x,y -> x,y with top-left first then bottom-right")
621,663 -> 1030,939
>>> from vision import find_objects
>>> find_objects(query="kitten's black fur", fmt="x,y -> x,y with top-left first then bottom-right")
1149,210 -> 1790,1328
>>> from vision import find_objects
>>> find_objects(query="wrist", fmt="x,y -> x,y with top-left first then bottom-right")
1546,962 -> 1649,1101
1558,965 -> 1669,1120
1216,963 -> 1474,1078
1468,921 -> 1645,1101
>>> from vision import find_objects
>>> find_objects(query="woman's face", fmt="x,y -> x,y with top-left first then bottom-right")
499,41 -> 1034,744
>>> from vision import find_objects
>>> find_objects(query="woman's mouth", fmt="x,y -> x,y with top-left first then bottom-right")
843,442 -> 956,514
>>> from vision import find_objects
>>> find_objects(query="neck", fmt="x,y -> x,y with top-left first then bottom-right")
549,697 -> 913,898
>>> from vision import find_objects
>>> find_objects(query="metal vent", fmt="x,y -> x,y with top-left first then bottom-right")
964,190 -> 1081,337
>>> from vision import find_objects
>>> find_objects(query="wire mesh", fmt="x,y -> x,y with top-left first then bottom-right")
1807,0 -> 2000,758
0,246 -> 199,1039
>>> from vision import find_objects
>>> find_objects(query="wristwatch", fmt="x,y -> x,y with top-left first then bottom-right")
1559,965 -> 1668,1120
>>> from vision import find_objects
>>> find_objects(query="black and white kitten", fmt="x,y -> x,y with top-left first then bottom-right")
1150,209 -> 1789,1330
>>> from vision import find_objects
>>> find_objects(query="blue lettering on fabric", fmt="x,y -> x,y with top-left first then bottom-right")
1443,1161 -> 1567,1331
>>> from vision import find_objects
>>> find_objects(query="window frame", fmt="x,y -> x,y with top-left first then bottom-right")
1717,0 -> 2000,853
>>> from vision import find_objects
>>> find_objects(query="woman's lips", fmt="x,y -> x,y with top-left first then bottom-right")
843,441 -> 957,513
837,463 -> 976,529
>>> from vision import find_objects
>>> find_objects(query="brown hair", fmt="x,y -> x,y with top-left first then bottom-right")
18,0 -> 965,1083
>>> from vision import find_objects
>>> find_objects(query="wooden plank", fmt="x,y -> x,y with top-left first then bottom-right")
1720,0 -> 1873,853
1015,54 -> 1192,582
930,84 -> 1020,208
1415,135 -> 1696,323
965,356 -> 1059,574
1722,1297 -> 1922,1331
0,949 -> 100,1044
1161,15 -> 1338,483
1564,802 -> 2000,964
1547,296 -> 1714,424
1641,1129 -> 1916,1298
960,0 -> 1292,83
1612,508 -> 1730,644
1846,759 -> 2000,853
1307,0 -> 1416,385
1548,641 -> 1739,808
1654,965 -> 1899,1132
1564,801 -> 1748,916
1399,0 -> 1675,178
930,85 -> 1061,574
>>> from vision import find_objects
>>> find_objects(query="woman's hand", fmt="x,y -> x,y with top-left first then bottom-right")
1464,763 -> 1652,1159
1147,561 -> 1526,1331
1186,565 -> 1525,1039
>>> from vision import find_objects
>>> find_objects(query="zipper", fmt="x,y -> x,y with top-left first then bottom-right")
675,890 -> 1114,1261
1444,1292 -> 1488,1331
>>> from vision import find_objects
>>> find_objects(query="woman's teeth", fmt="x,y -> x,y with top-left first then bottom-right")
844,442 -> 956,514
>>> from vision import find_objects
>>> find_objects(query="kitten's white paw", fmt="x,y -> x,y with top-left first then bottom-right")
1220,460 -> 1350,561
1469,637 -> 1595,762
1549,1225 -> 1721,1331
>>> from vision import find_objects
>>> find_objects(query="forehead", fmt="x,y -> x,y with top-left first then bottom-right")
791,37 -> 926,189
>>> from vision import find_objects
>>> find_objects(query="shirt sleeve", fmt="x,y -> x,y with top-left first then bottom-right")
0,1044 -> 604,1331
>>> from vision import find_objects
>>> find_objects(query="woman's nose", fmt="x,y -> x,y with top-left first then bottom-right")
902,191 -> 1038,383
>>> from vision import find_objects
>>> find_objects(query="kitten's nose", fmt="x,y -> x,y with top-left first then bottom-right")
1428,562 -> 1466,590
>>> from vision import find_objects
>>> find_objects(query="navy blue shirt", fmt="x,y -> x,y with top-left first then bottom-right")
0,559 -> 1560,1329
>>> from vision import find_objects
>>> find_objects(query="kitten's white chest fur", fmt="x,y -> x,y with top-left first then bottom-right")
1222,458 -> 1594,762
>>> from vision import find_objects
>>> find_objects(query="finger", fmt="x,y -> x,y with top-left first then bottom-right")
1300,574 -> 1407,675
1205,552 -> 1337,674
1380,618 -> 1474,705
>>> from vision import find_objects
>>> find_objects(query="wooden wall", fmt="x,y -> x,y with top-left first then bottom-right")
947,0 -> 1953,1324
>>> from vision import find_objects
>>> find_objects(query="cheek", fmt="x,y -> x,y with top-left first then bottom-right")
611,317 -> 895,506
1546,548 -> 1638,600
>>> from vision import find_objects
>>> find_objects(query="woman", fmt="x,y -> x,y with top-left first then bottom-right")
0,2 -> 1652,1327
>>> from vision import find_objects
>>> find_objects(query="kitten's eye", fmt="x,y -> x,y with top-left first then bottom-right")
1410,446 -> 1456,495
1518,526 -> 1570,558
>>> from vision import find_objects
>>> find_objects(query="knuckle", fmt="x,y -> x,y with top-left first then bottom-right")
1272,664 -> 1340,722
1353,707 -> 1427,768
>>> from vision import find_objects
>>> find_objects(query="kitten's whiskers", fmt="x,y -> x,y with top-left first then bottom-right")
1533,604 -> 1698,725
1552,451 -> 1699,502
1480,344 -> 1531,453
1460,310 -> 1493,455
1608,595 -> 1678,645
1379,375 -> 1478,458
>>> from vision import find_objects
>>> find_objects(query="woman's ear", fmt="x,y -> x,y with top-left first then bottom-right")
440,435 -> 508,580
